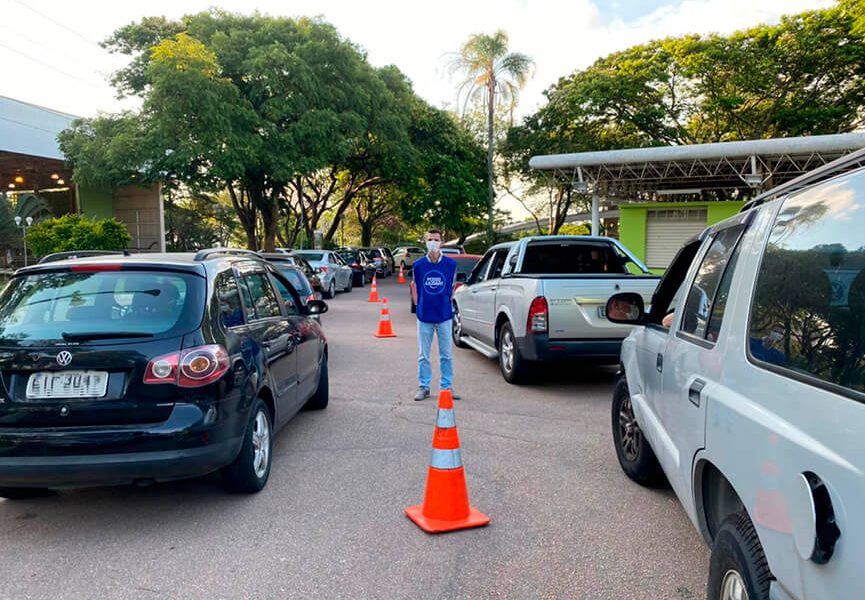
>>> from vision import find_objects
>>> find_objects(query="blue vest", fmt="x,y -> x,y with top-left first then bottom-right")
413,255 -> 456,323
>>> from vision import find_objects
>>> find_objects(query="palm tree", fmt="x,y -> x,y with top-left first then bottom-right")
449,31 -> 534,241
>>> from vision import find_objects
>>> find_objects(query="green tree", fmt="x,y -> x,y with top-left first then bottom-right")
27,215 -> 131,257
449,30 -> 534,241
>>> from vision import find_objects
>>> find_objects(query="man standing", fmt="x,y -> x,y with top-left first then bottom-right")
411,229 -> 460,401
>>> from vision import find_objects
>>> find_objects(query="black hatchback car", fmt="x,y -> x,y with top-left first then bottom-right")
0,249 -> 329,497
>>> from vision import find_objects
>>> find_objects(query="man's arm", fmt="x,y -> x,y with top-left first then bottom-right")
411,280 -> 417,305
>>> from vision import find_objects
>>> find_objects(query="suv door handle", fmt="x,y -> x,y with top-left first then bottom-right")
656,353 -> 663,373
689,379 -> 706,407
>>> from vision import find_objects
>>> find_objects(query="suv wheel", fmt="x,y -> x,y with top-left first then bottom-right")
708,513 -> 772,600
303,355 -> 329,410
324,279 -> 336,299
611,377 -> 665,486
0,487 -> 50,500
222,398 -> 272,494
345,276 -> 353,293
452,305 -> 469,348
359,273 -> 366,287
498,321 -> 530,384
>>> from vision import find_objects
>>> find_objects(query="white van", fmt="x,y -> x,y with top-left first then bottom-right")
606,161 -> 865,600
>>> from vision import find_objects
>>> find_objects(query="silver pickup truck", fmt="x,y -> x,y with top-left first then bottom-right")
452,236 -> 660,383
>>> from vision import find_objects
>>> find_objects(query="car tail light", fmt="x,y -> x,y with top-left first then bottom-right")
70,264 -> 123,272
144,344 -> 229,388
306,293 -> 316,303
351,262 -> 360,268
319,265 -> 328,272
454,282 -> 464,292
527,297 -> 548,333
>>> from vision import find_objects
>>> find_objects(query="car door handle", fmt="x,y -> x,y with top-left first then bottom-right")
656,353 -> 663,373
689,379 -> 706,407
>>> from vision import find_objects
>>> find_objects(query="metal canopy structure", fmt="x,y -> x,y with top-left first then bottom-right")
528,133 -> 865,234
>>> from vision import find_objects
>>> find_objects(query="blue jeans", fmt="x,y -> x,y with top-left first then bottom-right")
417,319 -> 453,390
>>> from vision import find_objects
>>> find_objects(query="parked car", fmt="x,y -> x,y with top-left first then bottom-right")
441,245 -> 465,255
393,245 -> 425,272
410,253 -> 481,314
605,166 -> 865,600
336,249 -> 376,287
452,236 -> 660,383
291,250 -> 353,298
360,247 -> 395,277
0,249 -> 329,496
258,253 -> 322,302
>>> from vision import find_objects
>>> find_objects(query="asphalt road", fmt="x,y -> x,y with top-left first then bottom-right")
0,276 -> 709,600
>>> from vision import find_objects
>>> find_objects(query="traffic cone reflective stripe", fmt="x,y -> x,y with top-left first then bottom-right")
405,389 -> 490,533
367,275 -> 379,302
374,298 -> 396,338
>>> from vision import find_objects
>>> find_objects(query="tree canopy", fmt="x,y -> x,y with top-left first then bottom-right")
60,11 -> 487,250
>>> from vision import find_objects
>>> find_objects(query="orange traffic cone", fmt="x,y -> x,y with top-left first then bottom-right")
398,264 -> 406,284
405,390 -> 490,533
367,275 -> 379,302
374,298 -> 397,338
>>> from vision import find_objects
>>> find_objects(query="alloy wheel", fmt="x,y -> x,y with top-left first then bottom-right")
618,394 -> 641,462
251,410 -> 271,479
453,310 -> 463,339
720,570 -> 749,600
500,329 -> 514,373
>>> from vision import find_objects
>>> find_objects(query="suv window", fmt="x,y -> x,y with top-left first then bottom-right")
0,270 -> 201,344
215,271 -> 245,328
240,272 -> 282,320
749,172 -> 865,395
679,226 -> 745,341
489,250 -> 508,280
469,251 -> 494,284
521,241 -> 640,274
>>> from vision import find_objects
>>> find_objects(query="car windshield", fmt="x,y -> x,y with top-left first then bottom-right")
366,249 -> 382,258
337,251 -> 358,262
520,241 -> 646,275
0,270 -> 203,345
454,257 -> 480,275
293,252 -> 324,262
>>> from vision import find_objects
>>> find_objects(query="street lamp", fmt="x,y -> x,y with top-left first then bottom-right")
13,216 -> 33,267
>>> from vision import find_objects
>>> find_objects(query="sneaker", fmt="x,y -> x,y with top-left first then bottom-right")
445,389 -> 461,400
414,387 -> 430,401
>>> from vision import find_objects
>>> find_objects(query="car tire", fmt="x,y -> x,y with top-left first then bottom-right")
303,355 -> 329,411
359,273 -> 366,287
345,276 -> 353,293
707,512 -> 773,600
0,487 -> 51,500
221,398 -> 272,494
452,305 -> 469,348
498,321 -> 531,384
611,377 -> 666,487
324,280 -> 336,299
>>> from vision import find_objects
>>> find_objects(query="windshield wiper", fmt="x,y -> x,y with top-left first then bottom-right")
61,331 -> 155,341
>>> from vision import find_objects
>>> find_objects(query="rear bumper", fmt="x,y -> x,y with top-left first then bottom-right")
516,334 -> 623,362
0,403 -> 244,488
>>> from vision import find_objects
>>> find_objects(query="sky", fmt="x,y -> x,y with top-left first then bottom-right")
0,0 -> 836,221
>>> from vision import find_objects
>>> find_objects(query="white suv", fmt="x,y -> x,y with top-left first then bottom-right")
393,246 -> 425,271
606,165 -> 865,600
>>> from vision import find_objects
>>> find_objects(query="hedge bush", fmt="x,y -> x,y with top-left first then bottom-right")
27,214 -> 131,257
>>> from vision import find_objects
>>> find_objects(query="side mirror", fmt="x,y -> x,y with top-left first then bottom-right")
606,292 -> 645,325
306,300 -> 329,315
456,272 -> 468,283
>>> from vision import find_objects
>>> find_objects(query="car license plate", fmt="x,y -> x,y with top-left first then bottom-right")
26,371 -> 109,399
597,306 -> 607,318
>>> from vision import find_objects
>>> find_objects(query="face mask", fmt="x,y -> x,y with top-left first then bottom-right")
426,240 -> 441,253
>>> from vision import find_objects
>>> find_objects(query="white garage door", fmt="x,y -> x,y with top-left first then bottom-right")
645,208 -> 707,269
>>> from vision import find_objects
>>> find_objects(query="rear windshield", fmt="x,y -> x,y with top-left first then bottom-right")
0,270 -> 204,345
293,252 -> 324,262
277,267 -> 312,295
366,249 -> 383,258
454,258 -> 480,274
520,242 -> 645,275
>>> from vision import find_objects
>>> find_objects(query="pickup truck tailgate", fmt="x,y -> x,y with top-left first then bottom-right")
540,277 -> 659,339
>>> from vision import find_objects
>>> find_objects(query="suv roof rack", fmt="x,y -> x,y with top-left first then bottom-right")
193,248 -> 261,261
742,146 -> 865,212
38,250 -> 128,264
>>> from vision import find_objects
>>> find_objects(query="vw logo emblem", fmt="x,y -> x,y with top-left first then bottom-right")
56,351 -> 73,367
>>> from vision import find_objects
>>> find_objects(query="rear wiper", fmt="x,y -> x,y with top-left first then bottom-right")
61,331 -> 155,341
